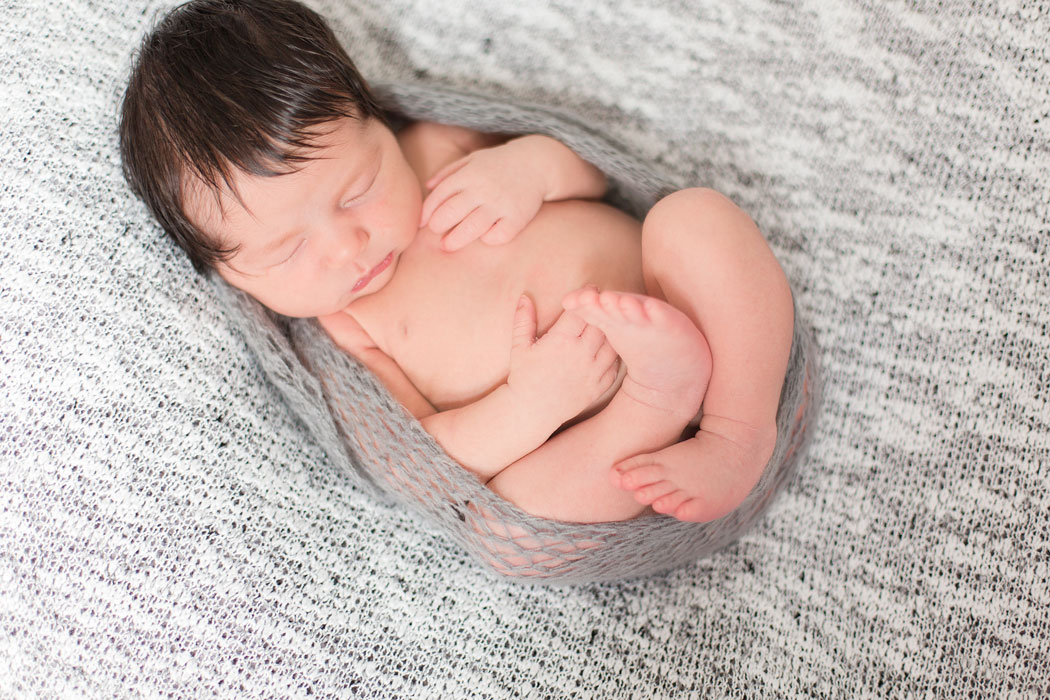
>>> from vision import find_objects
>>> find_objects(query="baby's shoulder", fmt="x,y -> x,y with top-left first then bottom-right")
397,120 -> 504,154
316,309 -> 377,354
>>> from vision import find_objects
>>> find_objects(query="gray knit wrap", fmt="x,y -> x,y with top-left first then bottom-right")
213,83 -> 820,583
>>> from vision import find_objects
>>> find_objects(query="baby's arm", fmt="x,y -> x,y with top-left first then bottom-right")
320,298 -> 619,480
317,310 -> 436,420
421,296 -> 618,478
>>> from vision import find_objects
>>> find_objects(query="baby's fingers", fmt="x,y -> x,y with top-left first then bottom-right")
545,308 -> 589,339
420,167 -> 470,229
595,344 -> 620,377
511,294 -> 538,350
479,218 -> 518,246
596,355 -> 620,392
427,193 -> 480,238
425,156 -> 470,192
441,208 -> 500,251
579,323 -> 610,355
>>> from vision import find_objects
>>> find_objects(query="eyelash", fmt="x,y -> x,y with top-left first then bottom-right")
276,238 -> 304,266
341,171 -> 379,208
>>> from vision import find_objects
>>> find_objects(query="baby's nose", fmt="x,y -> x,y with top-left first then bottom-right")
324,227 -> 368,269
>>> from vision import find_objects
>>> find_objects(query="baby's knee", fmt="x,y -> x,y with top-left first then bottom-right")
646,187 -> 736,224
642,187 -> 753,256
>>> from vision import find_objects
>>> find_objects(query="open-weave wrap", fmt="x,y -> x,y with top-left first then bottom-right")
213,83 -> 821,583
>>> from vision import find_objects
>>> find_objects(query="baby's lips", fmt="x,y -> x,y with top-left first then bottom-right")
351,252 -> 393,292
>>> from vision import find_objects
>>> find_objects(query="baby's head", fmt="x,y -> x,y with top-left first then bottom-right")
121,0 -> 420,317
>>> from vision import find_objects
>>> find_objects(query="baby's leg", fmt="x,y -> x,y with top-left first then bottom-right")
485,293 -> 711,523
618,188 -> 795,522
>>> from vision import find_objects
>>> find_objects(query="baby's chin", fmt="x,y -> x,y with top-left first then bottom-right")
264,294 -> 356,319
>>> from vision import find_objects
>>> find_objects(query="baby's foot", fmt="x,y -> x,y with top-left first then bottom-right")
610,423 -> 773,522
562,287 -> 711,424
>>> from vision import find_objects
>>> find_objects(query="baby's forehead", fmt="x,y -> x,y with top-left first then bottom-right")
182,148 -> 288,207
180,168 -> 224,221
180,168 -> 256,236
179,140 -> 325,222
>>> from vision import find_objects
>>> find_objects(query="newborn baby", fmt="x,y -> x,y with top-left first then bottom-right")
119,0 -> 794,524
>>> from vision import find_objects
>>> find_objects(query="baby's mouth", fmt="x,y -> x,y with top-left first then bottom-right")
351,252 -> 393,292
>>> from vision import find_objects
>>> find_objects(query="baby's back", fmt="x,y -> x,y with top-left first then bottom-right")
349,199 -> 645,411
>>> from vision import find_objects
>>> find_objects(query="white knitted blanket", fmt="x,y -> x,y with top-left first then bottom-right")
2,0 -> 1047,697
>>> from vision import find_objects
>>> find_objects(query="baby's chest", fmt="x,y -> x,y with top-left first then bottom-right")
366,242 -> 524,410
394,290 -> 517,410
353,201 -> 645,411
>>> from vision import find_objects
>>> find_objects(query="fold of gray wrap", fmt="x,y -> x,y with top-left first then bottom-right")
213,83 -> 821,583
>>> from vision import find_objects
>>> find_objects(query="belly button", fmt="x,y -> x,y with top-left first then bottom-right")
399,321 -> 409,339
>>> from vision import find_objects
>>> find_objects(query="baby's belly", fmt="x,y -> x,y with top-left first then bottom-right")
357,200 -> 645,412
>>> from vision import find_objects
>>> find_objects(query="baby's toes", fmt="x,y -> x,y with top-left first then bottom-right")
612,460 -> 666,490
596,291 -> 641,325
673,498 -> 713,523
562,285 -> 600,311
641,296 -> 677,326
651,490 -> 690,516
632,480 -> 679,506
616,294 -> 649,325
597,290 -> 623,315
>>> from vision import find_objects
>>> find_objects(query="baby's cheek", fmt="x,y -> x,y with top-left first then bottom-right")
377,187 -> 418,235
407,189 -> 424,224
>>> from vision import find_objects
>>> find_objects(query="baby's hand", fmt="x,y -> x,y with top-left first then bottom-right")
505,294 -> 620,425
420,139 -> 547,252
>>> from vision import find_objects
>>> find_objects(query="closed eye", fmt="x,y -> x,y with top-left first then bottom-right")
340,191 -> 368,208
271,238 -> 304,267
340,169 -> 380,208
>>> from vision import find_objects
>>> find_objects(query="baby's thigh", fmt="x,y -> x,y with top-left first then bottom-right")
639,187 -> 756,316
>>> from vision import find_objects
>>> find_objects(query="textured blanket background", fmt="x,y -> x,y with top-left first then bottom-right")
1,0 -> 1047,697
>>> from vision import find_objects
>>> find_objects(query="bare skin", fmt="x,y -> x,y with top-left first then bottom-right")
192,117 -> 794,524
562,288 -> 709,422
484,288 -> 712,522
486,189 -> 793,523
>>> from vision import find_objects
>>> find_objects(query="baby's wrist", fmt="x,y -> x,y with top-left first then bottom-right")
503,135 -> 558,201
501,380 -> 568,438
509,133 -> 606,202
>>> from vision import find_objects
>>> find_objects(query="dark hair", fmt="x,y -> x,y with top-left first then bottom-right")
119,0 -> 386,272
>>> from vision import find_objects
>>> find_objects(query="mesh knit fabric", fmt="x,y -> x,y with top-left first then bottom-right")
213,83 -> 821,583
